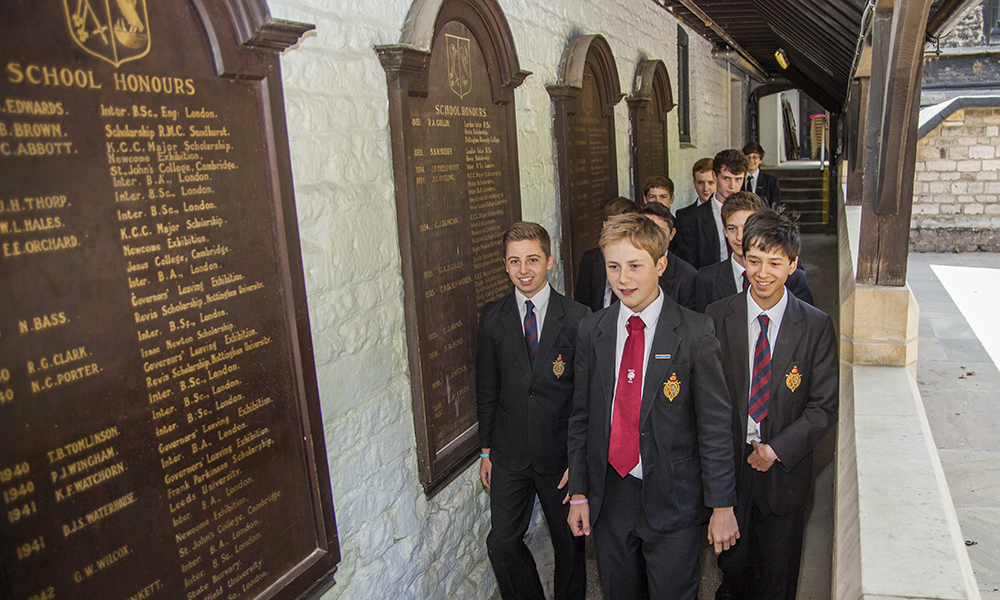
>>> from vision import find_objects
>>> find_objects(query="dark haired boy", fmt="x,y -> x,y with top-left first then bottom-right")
575,197 -> 639,312
741,142 -> 781,209
477,222 -> 589,600
705,209 -> 837,600
675,149 -> 749,270
567,213 -> 738,600
693,192 -> 813,313
643,174 -> 674,207
639,201 -> 697,309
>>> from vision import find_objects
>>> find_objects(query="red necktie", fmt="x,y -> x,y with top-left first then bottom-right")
749,315 -> 771,422
742,272 -> 750,291
609,316 -> 645,477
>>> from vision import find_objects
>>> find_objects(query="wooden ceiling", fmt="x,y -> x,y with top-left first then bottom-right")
655,0 -> 868,110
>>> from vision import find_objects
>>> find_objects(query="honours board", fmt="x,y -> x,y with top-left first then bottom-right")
0,2 -> 340,599
378,0 -> 528,494
628,60 -> 673,202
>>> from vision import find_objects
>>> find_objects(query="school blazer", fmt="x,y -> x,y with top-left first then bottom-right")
744,171 -> 782,209
574,247 -> 607,313
674,200 -> 724,270
476,290 -> 591,475
567,296 -> 736,532
663,251 -> 698,311
693,260 -> 814,313
705,292 -> 838,515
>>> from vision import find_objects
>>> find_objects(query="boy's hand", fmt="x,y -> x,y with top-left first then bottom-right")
479,451 -> 492,489
707,507 -> 739,554
567,495 -> 590,537
748,441 -> 778,472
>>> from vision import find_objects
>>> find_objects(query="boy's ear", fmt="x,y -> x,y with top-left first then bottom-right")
655,254 -> 667,276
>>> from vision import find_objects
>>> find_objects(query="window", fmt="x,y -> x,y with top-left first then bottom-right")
677,26 -> 691,143
985,0 -> 1000,45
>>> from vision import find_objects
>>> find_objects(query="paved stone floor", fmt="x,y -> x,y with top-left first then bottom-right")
909,252 -> 1000,600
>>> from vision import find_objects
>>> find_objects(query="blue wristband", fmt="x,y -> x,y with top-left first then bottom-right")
480,453 -> 489,458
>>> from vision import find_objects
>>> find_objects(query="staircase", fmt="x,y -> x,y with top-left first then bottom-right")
770,166 -> 834,234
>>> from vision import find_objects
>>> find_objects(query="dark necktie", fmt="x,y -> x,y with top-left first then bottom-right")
609,316 -> 645,477
524,300 -> 538,366
747,174 -> 754,193
749,314 -> 771,423
742,272 -> 750,291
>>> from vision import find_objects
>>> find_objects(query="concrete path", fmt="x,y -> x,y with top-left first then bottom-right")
909,252 -> 1000,599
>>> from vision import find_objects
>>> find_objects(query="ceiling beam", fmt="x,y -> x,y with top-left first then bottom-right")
662,0 -> 769,75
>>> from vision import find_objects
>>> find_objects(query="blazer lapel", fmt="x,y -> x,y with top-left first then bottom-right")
594,308 -> 619,436
640,299 -> 682,429
529,292 -> 565,384
716,261 -> 737,296
768,293 -> 806,436
501,294 -> 531,373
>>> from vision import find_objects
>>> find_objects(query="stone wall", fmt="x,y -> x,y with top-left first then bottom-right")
259,0 -> 739,599
912,107 -> 1000,251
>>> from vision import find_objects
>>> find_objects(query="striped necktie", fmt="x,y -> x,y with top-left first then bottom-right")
749,314 -> 771,423
524,300 -> 538,366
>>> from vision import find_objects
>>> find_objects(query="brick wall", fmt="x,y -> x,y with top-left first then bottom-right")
263,0 -> 738,598
912,107 -> 1000,251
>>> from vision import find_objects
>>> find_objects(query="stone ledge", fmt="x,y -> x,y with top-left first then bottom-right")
910,227 -> 1000,252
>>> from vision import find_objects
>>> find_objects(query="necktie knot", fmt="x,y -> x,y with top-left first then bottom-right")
627,315 -> 645,333
525,299 -> 534,313
758,314 -> 770,330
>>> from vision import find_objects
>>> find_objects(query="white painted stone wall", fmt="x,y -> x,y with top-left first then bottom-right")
263,1 -> 739,598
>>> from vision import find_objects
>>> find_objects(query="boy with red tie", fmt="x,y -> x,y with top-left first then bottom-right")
705,209 -> 837,600
567,213 -> 738,600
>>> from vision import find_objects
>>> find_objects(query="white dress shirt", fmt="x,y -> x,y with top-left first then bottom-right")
711,193 -> 727,262
746,169 -> 759,194
611,288 -> 665,479
745,288 -> 788,444
730,255 -> 746,292
515,283 -> 551,342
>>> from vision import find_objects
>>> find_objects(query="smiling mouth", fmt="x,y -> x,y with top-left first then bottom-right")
518,277 -> 533,285
618,288 -> 636,296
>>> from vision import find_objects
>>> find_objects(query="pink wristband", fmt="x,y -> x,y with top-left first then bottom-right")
569,499 -> 588,505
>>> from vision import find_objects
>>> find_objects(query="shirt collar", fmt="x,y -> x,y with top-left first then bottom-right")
747,283 -> 788,325
730,255 -> 746,279
515,283 -> 551,314
617,286 -> 665,331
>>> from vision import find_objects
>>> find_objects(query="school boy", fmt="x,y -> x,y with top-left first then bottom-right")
742,142 -> 781,209
567,213 -> 739,600
705,210 -> 838,600
639,201 -> 697,310
575,197 -> 639,312
674,150 -> 749,270
643,174 -> 675,207
477,222 -> 589,600
693,192 -> 813,313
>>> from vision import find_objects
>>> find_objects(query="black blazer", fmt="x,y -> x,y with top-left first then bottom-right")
568,296 -> 736,532
674,199 -> 725,270
693,259 -> 814,313
705,292 -> 837,515
744,171 -> 781,209
575,248 -> 696,311
574,247 -> 607,313
476,290 -> 590,475
663,251 -> 697,311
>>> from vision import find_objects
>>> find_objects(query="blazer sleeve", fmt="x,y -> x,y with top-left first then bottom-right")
767,315 -> 838,470
476,311 -> 502,450
693,271 -> 712,314
692,317 -> 738,508
673,213 -> 696,265
567,315 -> 597,496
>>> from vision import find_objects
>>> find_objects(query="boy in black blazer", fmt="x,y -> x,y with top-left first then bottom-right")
575,197 -> 639,312
705,210 -> 837,600
742,142 -> 781,209
674,150 -> 749,270
567,214 -> 738,600
639,201 -> 697,310
693,192 -> 813,313
477,222 -> 589,600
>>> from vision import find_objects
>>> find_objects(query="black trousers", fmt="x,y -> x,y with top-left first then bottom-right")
487,463 -> 586,600
717,446 -> 805,600
592,469 -> 701,600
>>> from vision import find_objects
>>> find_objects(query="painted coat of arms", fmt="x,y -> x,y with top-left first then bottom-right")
446,34 -> 472,99
65,0 -> 151,67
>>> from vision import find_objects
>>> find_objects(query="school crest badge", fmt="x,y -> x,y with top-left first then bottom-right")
663,373 -> 680,402
552,354 -> 565,378
785,366 -> 801,392
446,34 -> 472,99
65,0 -> 151,67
